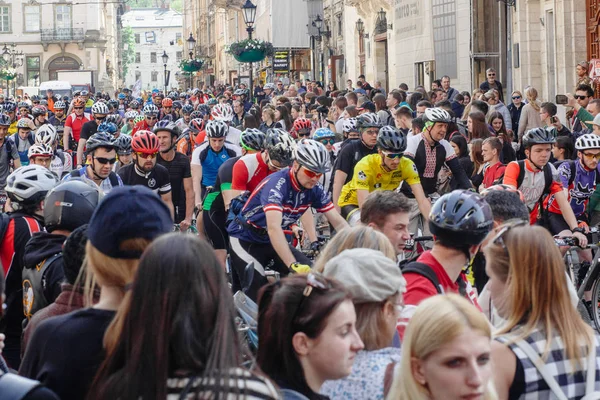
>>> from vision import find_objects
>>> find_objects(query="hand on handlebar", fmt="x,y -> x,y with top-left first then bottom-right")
578,221 -> 590,234
573,231 -> 588,248
290,262 -> 312,274
310,241 -> 321,252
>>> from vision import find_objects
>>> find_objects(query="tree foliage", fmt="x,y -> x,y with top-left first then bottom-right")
121,26 -> 136,80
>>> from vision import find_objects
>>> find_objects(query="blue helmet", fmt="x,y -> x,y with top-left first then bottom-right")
97,122 -> 118,135
313,127 -> 335,140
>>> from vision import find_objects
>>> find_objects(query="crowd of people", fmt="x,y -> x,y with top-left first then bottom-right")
0,63 -> 600,399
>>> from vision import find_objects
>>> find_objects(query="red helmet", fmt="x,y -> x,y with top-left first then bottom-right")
481,184 -> 525,203
132,130 -> 160,154
72,98 -> 85,108
162,98 -> 173,107
293,118 -> 312,132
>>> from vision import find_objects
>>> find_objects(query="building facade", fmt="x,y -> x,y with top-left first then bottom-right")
122,8 -> 183,91
0,0 -> 120,94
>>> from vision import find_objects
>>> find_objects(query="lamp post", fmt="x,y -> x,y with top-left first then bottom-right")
162,50 -> 169,94
186,33 -> 196,90
242,0 -> 257,103
310,15 -> 331,83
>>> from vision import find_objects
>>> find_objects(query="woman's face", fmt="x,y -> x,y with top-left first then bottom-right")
491,118 -> 503,133
291,108 -> 299,120
275,109 -> 281,120
577,64 -> 586,77
302,299 -> 364,382
329,82 -> 335,89
412,328 -> 492,400
485,260 -> 509,317
552,144 -> 565,160
451,141 -> 460,156
467,117 -> 473,133
464,95 -> 471,104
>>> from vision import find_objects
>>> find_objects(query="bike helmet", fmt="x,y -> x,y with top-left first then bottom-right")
85,132 -> 116,154
357,113 -> 382,129
0,113 -> 10,126
197,104 -> 211,117
293,118 -> 312,133
294,139 -> 331,174
377,126 -> 407,153
189,111 -> 202,120
108,100 -> 119,110
522,127 -> 557,148
132,130 -> 160,153
18,101 -> 30,109
182,104 -> 194,115
105,114 -> 123,127
264,83 -> 276,90
124,110 -> 139,120
39,100 -> 48,106
206,120 -> 228,138
233,89 -> 245,96
6,165 -> 57,207
211,103 -> 234,122
130,100 -> 140,109
97,122 -> 118,136
192,89 -> 201,96
27,143 -> 54,159
32,106 -> 47,117
481,184 -> 526,203
265,129 -> 295,165
154,120 -> 179,137
142,103 -> 159,116
30,95 -> 41,102
81,90 -> 89,97
134,115 -> 145,124
118,93 -> 126,100
162,98 -> 173,107
35,125 -> 58,145
423,108 -> 452,125
44,180 -> 101,233
313,127 -> 336,140
114,134 -> 132,155
240,129 -> 266,151
91,102 -> 109,115
575,133 -> 600,151
54,101 -> 67,110
16,118 -> 33,130
429,189 -> 493,246
3,102 -> 16,113
207,98 -> 218,106
189,118 -> 206,133
72,98 -> 86,108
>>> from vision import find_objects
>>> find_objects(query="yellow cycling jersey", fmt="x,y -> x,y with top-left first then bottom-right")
338,153 -> 421,207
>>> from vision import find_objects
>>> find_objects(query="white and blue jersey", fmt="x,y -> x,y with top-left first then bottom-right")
191,141 -> 241,187
227,167 -> 334,244
62,165 -> 123,194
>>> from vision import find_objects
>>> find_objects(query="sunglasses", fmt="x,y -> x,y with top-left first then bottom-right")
487,74 -> 496,76
382,151 -> 403,159
491,219 -> 528,252
74,107 -> 84,110
93,156 -> 117,165
583,152 -> 600,160
512,96 -> 521,100
146,116 -> 158,120
298,132 -> 311,138
302,167 -> 323,179
32,101 -> 40,104
575,95 -> 589,100
319,138 -> 335,145
136,152 -> 157,159
291,272 -> 332,323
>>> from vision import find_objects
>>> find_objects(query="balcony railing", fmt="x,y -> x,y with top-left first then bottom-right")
41,28 -> 85,42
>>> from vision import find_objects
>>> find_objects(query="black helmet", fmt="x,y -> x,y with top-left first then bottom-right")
377,126 -> 407,153
522,127 -> 556,148
85,132 -> 115,154
429,190 -> 493,246
114,134 -> 132,155
44,180 -> 102,233
240,128 -> 266,151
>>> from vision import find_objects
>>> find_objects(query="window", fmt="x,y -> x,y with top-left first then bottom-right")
176,32 -> 182,42
176,51 -> 182,62
0,6 -> 10,33
432,0 -> 457,79
150,52 -> 157,63
135,33 -> 140,44
151,71 -> 158,81
337,15 -> 342,35
24,5 -> 40,33
135,71 -> 141,81
26,56 -> 40,86
135,52 -> 141,63
55,4 -> 72,30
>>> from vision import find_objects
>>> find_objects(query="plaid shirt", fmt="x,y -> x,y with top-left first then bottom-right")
496,327 -> 600,399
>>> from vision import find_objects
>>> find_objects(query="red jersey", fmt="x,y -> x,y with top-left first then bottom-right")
397,251 -> 480,340
482,162 -> 506,189
231,152 -> 272,192
64,113 -> 91,142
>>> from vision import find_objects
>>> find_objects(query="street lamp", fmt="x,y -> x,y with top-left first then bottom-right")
356,19 -> 364,36
242,0 -> 257,102
162,50 -> 169,94
186,33 -> 196,89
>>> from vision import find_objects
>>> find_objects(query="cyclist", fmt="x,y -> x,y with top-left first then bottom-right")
0,114 -> 21,210
177,119 -> 204,159
31,106 -> 48,129
398,190 -> 493,339
62,132 -> 123,194
159,98 -> 178,121
27,143 -> 54,172
35,124 -> 72,179
175,104 -> 194,131
4,102 -> 17,136
211,103 -> 242,146
117,130 -> 174,218
9,118 -> 35,166
227,139 -> 348,300
0,165 -> 57,368
338,126 -> 430,225
63,98 -> 91,164
332,113 -> 381,210
401,108 -> 472,236
503,127 -> 588,246
113,134 -> 133,173
18,102 -> 31,120
309,127 -> 336,192
204,129 -> 267,269
121,110 -> 138,136
333,117 -> 360,157
155,121 -> 194,229
132,104 -> 159,135
47,101 -> 68,150
77,102 -> 109,169
292,117 -> 313,140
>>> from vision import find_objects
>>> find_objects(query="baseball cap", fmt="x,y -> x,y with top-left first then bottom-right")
322,248 -> 406,303
87,186 -> 173,259
587,113 -> 600,127
357,101 -> 376,113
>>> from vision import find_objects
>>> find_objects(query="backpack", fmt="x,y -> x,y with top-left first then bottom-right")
0,373 -> 45,400
69,168 -> 119,187
22,253 -> 63,320
383,109 -> 395,127
12,132 -> 35,149
401,261 -> 469,298
515,159 -> 553,196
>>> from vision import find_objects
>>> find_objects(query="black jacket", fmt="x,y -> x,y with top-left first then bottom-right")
23,232 -> 66,305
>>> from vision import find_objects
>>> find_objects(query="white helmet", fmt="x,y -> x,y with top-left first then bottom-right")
266,128 -> 295,165
205,120 -> 228,138
124,110 -> 139,119
142,103 -> 159,115
575,133 -> 600,151
28,143 -> 54,158
294,139 -> 331,174
91,102 -> 109,115
6,165 -> 57,208
423,108 -> 452,124
343,118 -> 359,133
264,83 -> 276,90
211,103 -> 234,122
35,124 -> 58,145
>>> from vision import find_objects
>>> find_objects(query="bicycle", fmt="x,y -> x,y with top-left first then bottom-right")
172,206 -> 200,234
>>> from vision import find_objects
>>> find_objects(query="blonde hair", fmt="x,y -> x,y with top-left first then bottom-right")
484,224 -> 593,361
355,293 -> 399,350
387,294 -> 497,400
312,225 -> 396,273
525,87 -> 540,111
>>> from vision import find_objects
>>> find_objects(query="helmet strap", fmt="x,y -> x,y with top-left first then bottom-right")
88,160 -> 105,182
424,127 -> 439,147
526,153 -> 544,172
293,165 -> 308,190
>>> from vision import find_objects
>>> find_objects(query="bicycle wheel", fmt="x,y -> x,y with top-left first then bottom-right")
591,277 -> 600,331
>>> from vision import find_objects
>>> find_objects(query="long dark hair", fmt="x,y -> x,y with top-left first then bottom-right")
468,111 -> 489,142
450,134 -> 469,159
276,105 -> 293,131
488,111 -> 507,136
88,234 -> 247,399
257,275 -> 351,395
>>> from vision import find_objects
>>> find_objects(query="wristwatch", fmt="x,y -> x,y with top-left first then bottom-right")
572,227 -> 586,235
